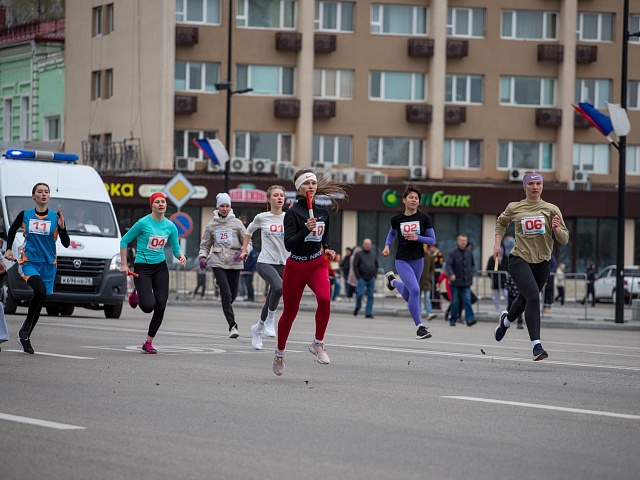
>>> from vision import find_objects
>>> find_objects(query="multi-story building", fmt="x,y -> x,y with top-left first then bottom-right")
62,0 -> 640,272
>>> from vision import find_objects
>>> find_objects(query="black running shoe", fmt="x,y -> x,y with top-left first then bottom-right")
18,322 -> 31,341
19,335 -> 35,355
533,343 -> 548,361
385,271 -> 396,291
494,310 -> 509,342
416,325 -> 432,339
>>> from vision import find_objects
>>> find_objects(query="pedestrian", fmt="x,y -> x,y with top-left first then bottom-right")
432,245 -> 444,310
192,259 -> 208,299
436,268 -> 453,322
272,169 -> 347,376
445,234 -> 477,327
486,246 -> 509,316
555,262 -> 566,305
346,246 -> 361,302
382,185 -> 437,339
419,244 -> 437,321
543,255 -> 557,312
493,171 -> 569,361
198,192 -> 247,338
119,192 -> 187,354
353,238 -> 378,319
340,247 -> 353,300
242,185 -> 288,350
4,182 -> 71,354
581,263 -> 596,307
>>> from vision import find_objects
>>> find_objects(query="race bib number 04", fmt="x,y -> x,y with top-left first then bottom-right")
147,235 -> 167,251
521,216 -> 545,235
28,219 -> 52,235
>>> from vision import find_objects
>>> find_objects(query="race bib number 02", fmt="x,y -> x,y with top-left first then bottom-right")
400,220 -> 420,237
521,216 -> 545,235
215,229 -> 233,243
305,222 -> 325,242
147,235 -> 167,251
28,219 -> 52,235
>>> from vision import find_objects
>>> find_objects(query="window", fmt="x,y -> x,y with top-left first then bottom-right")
45,116 -> 61,140
577,12 -> 614,42
174,130 -> 217,158
631,15 -> 640,44
313,135 -> 352,165
500,76 -> 555,106
627,146 -> 640,175
498,141 -> 554,170
2,99 -> 11,142
444,139 -> 482,169
314,69 -> 353,99
315,1 -> 354,32
371,4 -> 428,35
573,144 -> 609,174
175,0 -> 221,24
93,6 -> 103,36
92,71 -> 102,100
236,65 -> 294,95
370,71 -> 425,101
105,69 -> 113,99
236,0 -> 296,29
501,10 -> 557,40
20,97 -> 30,140
106,4 -> 114,33
629,80 -> 640,109
175,61 -> 219,92
368,137 -> 423,167
447,7 -> 485,37
445,74 -> 483,104
575,78 -> 611,108
235,132 -> 293,163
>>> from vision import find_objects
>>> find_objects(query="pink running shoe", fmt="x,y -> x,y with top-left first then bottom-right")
141,340 -> 157,354
128,289 -> 138,309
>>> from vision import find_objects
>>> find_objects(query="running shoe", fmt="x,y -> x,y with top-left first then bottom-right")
385,271 -> 396,291
494,310 -> 509,342
533,343 -> 548,361
229,325 -> 239,338
128,289 -> 138,309
427,313 -> 437,321
18,334 -> 34,355
18,322 -> 31,341
365,314 -> 374,319
466,319 -> 477,327
353,307 -> 360,316
416,325 -> 432,339
141,340 -> 157,354
264,317 -> 276,337
308,342 -> 330,364
251,323 -> 263,350
273,352 -> 285,376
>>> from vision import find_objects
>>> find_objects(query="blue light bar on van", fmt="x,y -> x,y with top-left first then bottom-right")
3,149 -> 79,162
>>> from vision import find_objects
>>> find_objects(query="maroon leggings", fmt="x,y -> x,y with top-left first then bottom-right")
277,255 -> 331,351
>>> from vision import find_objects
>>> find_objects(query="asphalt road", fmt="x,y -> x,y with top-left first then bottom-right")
1,303 -> 639,480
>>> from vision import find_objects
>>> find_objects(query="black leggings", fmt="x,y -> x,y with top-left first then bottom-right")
133,262 -> 169,338
212,268 -> 240,329
507,255 -> 550,342
22,275 -> 48,336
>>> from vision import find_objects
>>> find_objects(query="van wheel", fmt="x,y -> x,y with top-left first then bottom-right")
104,303 -> 123,319
60,305 -> 75,316
0,275 -> 18,315
46,305 -> 62,316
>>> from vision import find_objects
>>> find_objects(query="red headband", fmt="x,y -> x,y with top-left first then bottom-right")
149,192 -> 166,207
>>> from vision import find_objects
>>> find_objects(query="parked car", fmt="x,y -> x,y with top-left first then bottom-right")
594,265 -> 640,304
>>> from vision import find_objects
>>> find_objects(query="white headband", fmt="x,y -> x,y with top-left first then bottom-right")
294,172 -> 317,191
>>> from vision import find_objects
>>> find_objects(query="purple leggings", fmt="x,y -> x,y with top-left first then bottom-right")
394,258 -> 424,326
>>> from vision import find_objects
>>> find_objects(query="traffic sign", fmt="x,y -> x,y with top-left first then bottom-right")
163,173 -> 195,209
170,212 -> 194,238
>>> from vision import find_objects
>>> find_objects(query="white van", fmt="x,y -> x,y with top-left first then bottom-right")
0,150 -> 127,318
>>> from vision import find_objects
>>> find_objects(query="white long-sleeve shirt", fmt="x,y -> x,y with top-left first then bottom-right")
246,212 -> 289,265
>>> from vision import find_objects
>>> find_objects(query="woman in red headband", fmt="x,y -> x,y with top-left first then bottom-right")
120,192 -> 186,354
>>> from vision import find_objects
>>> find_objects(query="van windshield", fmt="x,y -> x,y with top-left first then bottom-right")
6,197 -> 118,238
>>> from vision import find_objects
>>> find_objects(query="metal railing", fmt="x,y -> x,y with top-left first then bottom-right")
81,138 -> 141,172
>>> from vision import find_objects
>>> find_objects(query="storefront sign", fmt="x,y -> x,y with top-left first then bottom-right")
104,182 -> 135,197
382,189 -> 471,208
230,184 -> 267,203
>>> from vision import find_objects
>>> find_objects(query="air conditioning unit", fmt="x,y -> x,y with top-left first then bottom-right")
573,170 -> 589,183
313,162 -> 331,170
229,157 -> 250,173
332,168 -> 357,183
276,161 -> 295,180
207,159 -> 222,172
445,106 -> 466,124
175,156 -> 196,172
364,173 -> 388,185
251,158 -> 272,174
410,166 -> 427,179
509,168 -> 526,182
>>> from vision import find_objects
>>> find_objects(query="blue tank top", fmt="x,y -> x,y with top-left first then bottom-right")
20,209 -> 61,264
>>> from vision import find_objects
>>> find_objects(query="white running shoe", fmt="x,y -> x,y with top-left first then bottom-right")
264,317 -> 276,337
273,352 -> 285,376
251,323 -> 263,350
229,326 -> 239,338
308,342 -> 330,364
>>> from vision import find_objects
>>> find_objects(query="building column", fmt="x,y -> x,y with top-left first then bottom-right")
295,0 -> 315,168
428,0 -> 447,179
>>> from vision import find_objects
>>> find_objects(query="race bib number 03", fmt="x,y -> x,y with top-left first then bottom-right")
400,220 -> 420,237
215,229 -> 233,243
28,219 -> 52,235
147,235 -> 167,251
521,216 -> 545,235
305,222 -> 325,242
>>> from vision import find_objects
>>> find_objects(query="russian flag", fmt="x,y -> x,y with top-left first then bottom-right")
192,138 -> 229,167
572,103 -> 614,136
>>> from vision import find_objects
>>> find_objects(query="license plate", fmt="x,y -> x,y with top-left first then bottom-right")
60,276 -> 93,286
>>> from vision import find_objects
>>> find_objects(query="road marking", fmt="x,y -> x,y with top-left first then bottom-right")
4,350 -> 94,359
0,413 -> 86,430
443,396 -> 640,420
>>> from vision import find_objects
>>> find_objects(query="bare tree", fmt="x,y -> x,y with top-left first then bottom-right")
3,0 -> 65,27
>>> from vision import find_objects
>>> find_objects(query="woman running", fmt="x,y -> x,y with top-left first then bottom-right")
493,171 -> 569,361
241,185 -> 288,350
120,192 -> 187,354
5,182 -> 70,354
272,169 -> 347,376
382,185 -> 436,340
198,192 -> 247,338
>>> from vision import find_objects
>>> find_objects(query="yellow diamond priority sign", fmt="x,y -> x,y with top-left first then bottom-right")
163,173 -> 195,209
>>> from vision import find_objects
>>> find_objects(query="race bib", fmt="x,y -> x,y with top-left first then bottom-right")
305,222 -> 325,242
266,224 -> 284,237
147,235 -> 167,251
400,220 -> 420,237
28,219 -> 52,235
521,216 -> 545,235
215,229 -> 233,243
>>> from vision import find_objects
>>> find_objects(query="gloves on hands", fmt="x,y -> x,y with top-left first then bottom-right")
199,257 -> 208,269
234,250 -> 242,262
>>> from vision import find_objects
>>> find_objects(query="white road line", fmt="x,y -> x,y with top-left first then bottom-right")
443,396 -> 640,420
4,350 -> 94,359
0,413 -> 86,430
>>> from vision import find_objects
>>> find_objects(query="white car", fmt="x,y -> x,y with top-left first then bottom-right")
594,265 -> 640,304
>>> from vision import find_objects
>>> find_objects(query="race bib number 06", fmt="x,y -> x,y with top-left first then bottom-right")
521,216 -> 545,235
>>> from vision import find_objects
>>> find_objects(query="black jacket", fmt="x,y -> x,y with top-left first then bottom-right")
353,248 -> 378,281
446,247 -> 475,287
284,196 -> 331,262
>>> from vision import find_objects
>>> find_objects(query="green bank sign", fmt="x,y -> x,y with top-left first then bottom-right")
381,189 -> 471,208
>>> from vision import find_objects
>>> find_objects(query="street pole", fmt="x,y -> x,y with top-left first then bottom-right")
223,0 -> 233,194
